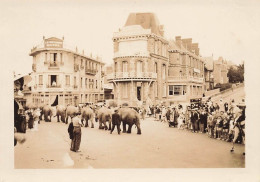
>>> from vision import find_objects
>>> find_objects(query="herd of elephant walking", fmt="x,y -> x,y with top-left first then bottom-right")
40,104 -> 142,135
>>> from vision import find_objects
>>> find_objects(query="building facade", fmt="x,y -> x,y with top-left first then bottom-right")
213,57 -> 229,86
107,13 -> 169,106
167,37 -> 205,105
27,37 -> 105,106
203,56 -> 214,91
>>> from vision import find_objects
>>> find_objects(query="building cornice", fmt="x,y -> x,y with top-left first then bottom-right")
30,48 -> 105,65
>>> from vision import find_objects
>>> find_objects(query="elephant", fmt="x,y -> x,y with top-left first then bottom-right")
118,107 -> 141,134
56,105 -> 66,123
97,107 -> 112,130
81,106 -> 95,128
65,105 -> 79,124
42,104 -> 55,122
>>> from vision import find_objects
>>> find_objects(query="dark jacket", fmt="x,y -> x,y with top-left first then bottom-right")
112,113 -> 121,125
191,112 -> 198,123
68,122 -> 74,139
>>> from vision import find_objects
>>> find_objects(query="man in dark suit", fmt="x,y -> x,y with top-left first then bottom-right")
111,109 -> 121,135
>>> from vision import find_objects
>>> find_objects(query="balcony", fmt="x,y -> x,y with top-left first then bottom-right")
85,68 -> 97,75
46,84 -> 61,88
48,62 -> 60,70
107,72 -> 157,81
168,76 -> 204,83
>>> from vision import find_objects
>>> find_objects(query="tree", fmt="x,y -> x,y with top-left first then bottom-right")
227,63 -> 244,83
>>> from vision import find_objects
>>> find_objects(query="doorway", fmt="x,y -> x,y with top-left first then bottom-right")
137,86 -> 141,101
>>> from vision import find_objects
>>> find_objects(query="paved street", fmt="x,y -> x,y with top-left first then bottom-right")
15,116 -> 245,168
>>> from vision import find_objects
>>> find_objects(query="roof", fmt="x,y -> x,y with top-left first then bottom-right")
203,57 -> 214,70
124,13 -> 164,37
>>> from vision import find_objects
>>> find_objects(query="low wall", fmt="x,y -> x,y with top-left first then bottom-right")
205,88 -> 220,97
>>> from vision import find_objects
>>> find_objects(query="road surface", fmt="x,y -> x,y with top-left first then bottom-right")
15,117 -> 245,168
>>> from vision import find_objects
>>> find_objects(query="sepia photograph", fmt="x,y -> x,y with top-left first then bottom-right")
1,0 -> 260,181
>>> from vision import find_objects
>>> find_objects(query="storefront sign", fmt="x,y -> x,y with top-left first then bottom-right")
45,40 -> 63,48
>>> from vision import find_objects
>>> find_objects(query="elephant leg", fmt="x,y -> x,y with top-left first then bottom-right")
91,118 -> 94,128
136,123 -> 142,135
99,120 -> 103,129
50,115 -> 52,122
127,124 -> 133,133
66,117 -> 68,124
123,122 -> 127,133
44,114 -> 48,122
57,115 -> 60,122
104,122 -> 108,130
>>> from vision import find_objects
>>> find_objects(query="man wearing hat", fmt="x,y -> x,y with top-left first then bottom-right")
111,109 -> 121,135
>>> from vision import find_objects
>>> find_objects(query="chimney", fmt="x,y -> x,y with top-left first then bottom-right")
175,36 -> 182,48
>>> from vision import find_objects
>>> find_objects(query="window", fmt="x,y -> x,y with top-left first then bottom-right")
81,59 -> 83,67
163,83 -> 167,97
162,64 -> 166,80
137,60 -> 143,73
123,83 -> 128,98
122,61 -> 128,72
85,78 -> 88,88
45,53 -> 47,62
60,53 -> 62,62
74,76 -> 77,86
54,53 -> 57,62
96,80 -> 98,89
169,85 -> 174,95
174,85 -> 182,95
154,62 -> 157,73
115,62 -> 117,72
39,75 -> 43,85
86,60 -> 88,69
66,75 -> 70,86
81,77 -> 83,88
154,82 -> 158,97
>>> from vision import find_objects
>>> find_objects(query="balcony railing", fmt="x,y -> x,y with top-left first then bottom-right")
107,72 -> 157,81
48,62 -> 60,69
168,76 -> 204,83
85,68 -> 97,75
46,84 -> 61,88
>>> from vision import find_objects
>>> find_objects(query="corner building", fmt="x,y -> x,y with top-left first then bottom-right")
107,13 -> 169,106
167,37 -> 205,104
28,37 -> 105,106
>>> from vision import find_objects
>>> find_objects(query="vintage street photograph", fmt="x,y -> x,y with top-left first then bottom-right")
2,1 -> 260,179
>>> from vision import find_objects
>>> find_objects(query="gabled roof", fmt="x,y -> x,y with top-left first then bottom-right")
203,57 -> 214,70
124,13 -> 164,37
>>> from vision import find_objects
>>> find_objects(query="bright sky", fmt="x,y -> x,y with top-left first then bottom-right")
1,0 -> 260,75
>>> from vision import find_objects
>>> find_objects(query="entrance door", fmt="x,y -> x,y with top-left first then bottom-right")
137,87 -> 141,101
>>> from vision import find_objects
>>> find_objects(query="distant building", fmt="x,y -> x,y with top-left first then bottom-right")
168,37 -> 205,104
104,65 -> 114,100
203,56 -> 214,91
213,57 -> 229,86
107,13 -> 169,106
27,37 -> 105,106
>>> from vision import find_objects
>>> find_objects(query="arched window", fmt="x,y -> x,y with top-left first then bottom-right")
137,60 -> 143,73
122,61 -> 128,72
162,64 -> 166,80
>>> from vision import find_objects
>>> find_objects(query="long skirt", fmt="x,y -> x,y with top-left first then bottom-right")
71,126 -> 81,152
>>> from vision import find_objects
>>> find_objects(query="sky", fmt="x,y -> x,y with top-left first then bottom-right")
1,0 -> 260,75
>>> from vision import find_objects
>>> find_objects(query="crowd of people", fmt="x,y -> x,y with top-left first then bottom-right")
136,97 -> 245,146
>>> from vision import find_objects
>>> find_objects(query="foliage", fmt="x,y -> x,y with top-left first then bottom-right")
227,63 -> 244,83
214,83 -> 232,91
